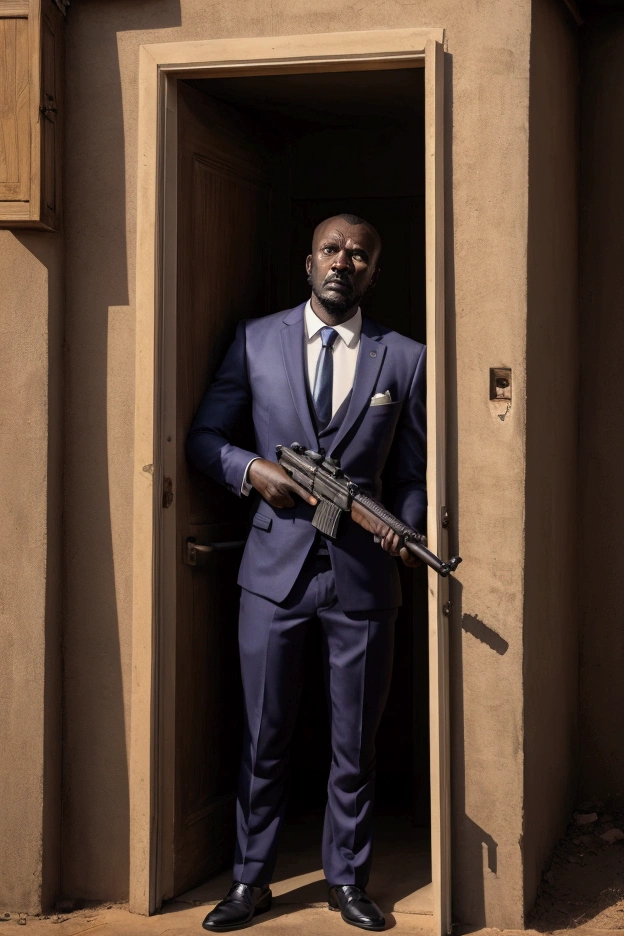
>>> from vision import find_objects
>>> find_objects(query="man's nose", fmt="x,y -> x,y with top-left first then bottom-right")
331,250 -> 354,272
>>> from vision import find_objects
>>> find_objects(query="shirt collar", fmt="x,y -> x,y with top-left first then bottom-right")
304,299 -> 362,349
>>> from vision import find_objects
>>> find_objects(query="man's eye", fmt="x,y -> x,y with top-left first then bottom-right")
322,245 -> 337,253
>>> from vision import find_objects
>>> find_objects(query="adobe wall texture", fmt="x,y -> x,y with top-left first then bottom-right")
0,0 -> 565,926
0,231 -> 64,913
578,13 -> 624,807
523,0 -> 579,909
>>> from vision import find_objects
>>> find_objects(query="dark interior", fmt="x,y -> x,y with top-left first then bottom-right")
185,66 -> 430,830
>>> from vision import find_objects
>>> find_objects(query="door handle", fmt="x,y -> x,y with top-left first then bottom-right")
185,536 -> 246,566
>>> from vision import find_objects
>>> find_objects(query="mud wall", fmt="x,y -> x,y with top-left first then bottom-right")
0,0 -> 542,925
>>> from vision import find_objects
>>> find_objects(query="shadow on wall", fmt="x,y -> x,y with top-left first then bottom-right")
452,587 -> 506,925
11,230 -> 65,909
443,50 -> 508,928
60,0 -> 181,903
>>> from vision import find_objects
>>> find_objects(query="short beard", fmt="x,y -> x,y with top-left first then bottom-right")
308,275 -> 363,317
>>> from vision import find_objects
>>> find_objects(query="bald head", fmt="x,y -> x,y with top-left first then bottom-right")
311,214 -> 382,263
306,214 -> 381,325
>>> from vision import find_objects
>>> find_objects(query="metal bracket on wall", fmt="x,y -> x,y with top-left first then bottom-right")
489,367 -> 512,401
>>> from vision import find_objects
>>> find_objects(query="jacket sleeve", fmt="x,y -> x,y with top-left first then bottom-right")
384,344 -> 427,533
185,321 -> 260,497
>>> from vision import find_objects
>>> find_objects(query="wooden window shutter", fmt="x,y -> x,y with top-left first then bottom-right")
0,0 -> 66,230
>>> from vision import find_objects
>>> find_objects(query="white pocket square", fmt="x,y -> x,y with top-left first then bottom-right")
370,390 -> 393,406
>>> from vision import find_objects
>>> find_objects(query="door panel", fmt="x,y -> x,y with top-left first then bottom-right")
424,40 -> 451,936
173,82 -> 275,895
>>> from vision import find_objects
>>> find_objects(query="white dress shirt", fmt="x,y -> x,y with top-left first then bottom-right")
241,300 -> 362,495
304,299 -> 361,417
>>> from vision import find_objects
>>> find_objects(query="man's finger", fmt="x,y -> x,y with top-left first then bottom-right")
288,480 -> 317,506
269,490 -> 295,508
381,530 -> 398,552
388,533 -> 402,556
381,531 -> 400,555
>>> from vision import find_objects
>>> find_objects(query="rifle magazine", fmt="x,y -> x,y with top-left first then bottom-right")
312,500 -> 343,539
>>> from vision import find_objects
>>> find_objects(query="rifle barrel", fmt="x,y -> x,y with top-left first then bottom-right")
403,539 -> 462,577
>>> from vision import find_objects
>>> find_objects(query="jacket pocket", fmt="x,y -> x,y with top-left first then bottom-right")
366,399 -> 404,416
252,512 -> 272,532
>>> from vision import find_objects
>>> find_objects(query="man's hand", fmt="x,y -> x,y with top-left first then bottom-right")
351,501 -> 421,568
380,532 -> 422,568
398,546 -> 422,569
249,459 -> 317,509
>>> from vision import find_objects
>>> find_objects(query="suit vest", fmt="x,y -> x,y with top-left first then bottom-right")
308,389 -> 352,555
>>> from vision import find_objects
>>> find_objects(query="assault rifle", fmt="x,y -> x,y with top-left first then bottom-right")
276,443 -> 462,578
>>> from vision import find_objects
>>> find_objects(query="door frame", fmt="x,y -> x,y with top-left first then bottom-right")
130,28 -> 452,934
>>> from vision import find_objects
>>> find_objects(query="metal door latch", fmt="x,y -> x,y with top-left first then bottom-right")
185,536 -> 246,566
443,600 -> 452,617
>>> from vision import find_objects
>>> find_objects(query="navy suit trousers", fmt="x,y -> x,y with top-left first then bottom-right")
233,550 -> 397,888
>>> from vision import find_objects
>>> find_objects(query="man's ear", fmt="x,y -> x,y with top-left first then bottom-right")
369,265 -> 380,290
305,255 -> 312,275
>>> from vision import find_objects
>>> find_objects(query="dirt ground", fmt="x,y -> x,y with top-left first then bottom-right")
529,802 -> 624,930
0,902 -> 433,934
2,803 -> 624,934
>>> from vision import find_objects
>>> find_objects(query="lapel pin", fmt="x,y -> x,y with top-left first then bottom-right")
369,350 -> 377,358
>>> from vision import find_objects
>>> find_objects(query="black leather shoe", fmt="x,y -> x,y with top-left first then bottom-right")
202,882 -> 272,932
328,885 -> 385,931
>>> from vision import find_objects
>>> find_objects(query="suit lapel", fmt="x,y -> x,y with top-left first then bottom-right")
280,304 -> 318,450
330,319 -> 386,458
319,388 -> 352,438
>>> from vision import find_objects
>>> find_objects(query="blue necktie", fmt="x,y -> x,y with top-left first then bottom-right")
313,326 -> 338,428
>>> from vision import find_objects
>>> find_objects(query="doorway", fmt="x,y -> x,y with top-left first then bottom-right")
167,68 -> 432,917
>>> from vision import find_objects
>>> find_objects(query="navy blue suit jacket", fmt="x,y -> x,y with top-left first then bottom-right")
186,302 -> 426,611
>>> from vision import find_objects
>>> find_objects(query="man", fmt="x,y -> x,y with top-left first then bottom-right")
186,214 -> 426,932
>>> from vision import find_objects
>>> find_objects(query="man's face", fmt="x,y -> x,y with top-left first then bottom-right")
305,218 -> 381,317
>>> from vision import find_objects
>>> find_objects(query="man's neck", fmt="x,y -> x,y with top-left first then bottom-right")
309,294 -> 359,327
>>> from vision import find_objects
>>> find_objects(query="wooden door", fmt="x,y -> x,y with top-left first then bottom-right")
172,81 -> 277,896
424,40 -> 451,936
